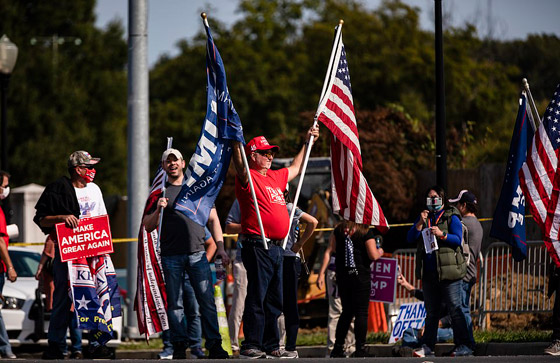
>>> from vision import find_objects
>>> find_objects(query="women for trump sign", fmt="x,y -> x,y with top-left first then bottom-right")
55,215 -> 113,262
369,257 -> 398,303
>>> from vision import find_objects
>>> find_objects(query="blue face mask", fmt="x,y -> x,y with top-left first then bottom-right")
426,197 -> 443,212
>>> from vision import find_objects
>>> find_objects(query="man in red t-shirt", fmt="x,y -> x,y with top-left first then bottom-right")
231,126 -> 319,358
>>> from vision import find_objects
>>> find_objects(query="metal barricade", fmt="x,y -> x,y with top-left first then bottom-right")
390,241 -> 553,331
479,241 -> 553,329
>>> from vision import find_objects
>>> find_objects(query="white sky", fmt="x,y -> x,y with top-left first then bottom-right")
95,0 -> 560,67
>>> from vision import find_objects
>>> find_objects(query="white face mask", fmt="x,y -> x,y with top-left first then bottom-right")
0,186 -> 9,200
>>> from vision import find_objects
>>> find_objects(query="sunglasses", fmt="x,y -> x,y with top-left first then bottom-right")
256,150 -> 275,158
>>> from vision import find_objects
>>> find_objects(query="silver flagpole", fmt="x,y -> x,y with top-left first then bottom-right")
522,78 -> 540,131
155,137 -> 173,252
202,13 -> 268,249
281,20 -> 344,250
240,145 -> 269,249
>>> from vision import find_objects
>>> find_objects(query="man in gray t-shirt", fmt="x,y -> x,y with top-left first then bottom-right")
142,148 -> 229,359
449,190 -> 483,350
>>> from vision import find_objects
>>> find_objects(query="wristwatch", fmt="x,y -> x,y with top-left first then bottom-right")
442,232 -> 447,240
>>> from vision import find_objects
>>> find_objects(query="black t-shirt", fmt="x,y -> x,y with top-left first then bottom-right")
149,184 -> 205,256
334,228 -> 376,274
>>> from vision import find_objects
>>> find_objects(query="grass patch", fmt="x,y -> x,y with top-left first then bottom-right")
116,328 -> 553,350
474,329 -> 552,343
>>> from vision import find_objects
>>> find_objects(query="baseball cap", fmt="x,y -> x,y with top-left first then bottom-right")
245,136 -> 279,153
449,190 -> 477,204
68,151 -> 100,167
161,148 -> 183,162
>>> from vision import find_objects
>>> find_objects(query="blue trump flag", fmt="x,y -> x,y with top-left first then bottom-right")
490,91 -> 535,261
174,20 -> 245,226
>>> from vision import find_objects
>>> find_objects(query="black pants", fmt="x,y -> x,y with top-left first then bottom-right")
282,256 -> 301,351
551,265 -> 560,341
334,271 -> 370,350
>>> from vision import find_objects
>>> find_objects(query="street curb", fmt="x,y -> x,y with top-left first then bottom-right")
110,342 -> 550,359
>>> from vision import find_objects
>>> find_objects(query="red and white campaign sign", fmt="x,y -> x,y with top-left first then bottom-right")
55,215 -> 113,262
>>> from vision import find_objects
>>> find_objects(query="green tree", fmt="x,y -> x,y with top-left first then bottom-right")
1,0 -> 128,195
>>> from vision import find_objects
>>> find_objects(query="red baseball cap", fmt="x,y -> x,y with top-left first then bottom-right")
245,136 -> 279,153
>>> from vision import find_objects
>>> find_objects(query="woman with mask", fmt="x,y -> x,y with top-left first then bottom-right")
330,220 -> 384,358
406,186 -> 472,357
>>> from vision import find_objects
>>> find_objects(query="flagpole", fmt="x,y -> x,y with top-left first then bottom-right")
281,20 -> 343,250
156,137 -> 173,252
240,144 -> 269,249
522,78 -> 540,131
201,12 -> 269,249
318,20 -> 344,109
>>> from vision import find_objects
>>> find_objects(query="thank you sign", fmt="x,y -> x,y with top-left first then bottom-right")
369,257 -> 398,303
56,215 -> 113,262
389,302 -> 426,343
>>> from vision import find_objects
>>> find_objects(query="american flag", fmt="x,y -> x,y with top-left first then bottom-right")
134,165 -> 169,338
519,83 -> 560,267
317,25 -> 388,229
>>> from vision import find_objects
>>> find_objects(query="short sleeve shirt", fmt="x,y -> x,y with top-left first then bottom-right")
74,183 -> 107,218
148,184 -> 205,256
334,228 -> 376,275
235,168 -> 290,241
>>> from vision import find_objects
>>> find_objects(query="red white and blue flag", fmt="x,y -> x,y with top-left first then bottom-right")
134,166 -> 169,338
317,25 -> 389,229
69,255 -> 121,345
519,83 -> 560,266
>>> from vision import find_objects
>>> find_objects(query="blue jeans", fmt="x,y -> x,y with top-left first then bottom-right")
67,313 -> 82,353
0,274 -> 13,356
421,271 -> 470,349
241,243 -> 284,353
461,280 -> 475,348
161,273 -> 203,350
161,251 -> 221,350
402,326 -> 454,348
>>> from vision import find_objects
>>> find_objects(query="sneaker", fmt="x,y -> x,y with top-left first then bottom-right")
413,344 -> 434,358
69,351 -> 83,359
158,349 -> 173,360
208,345 -> 229,359
450,344 -> 473,357
240,349 -> 267,359
266,349 -> 294,359
279,350 -> 298,359
190,347 -> 206,359
1,352 -> 16,359
545,340 -> 560,356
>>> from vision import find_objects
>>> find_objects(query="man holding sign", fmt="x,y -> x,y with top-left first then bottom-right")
34,151 -> 116,360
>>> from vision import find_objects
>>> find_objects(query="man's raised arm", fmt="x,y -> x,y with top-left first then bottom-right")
232,141 -> 248,186
286,125 -> 320,182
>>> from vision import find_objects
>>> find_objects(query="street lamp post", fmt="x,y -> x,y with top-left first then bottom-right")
0,35 -> 19,171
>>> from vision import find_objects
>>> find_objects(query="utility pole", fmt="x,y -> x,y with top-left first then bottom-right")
126,0 -> 149,339
434,0 -> 448,191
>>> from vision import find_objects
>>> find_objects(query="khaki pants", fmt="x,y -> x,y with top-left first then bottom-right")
228,259 -> 247,351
